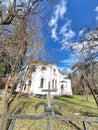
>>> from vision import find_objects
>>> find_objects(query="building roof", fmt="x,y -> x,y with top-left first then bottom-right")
30,60 -> 53,66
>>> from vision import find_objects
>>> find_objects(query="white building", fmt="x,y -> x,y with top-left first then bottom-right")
16,61 -> 73,97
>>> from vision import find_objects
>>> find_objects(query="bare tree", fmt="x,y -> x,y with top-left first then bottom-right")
0,19 -> 44,130
0,1 -> 55,130
0,0 -> 52,25
71,28 -> 98,106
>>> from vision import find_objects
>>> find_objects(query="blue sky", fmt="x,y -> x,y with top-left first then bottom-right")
3,0 -> 98,72
44,0 -> 98,72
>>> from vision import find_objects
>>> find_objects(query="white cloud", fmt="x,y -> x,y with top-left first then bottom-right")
58,66 -> 72,74
96,16 -> 98,21
61,41 -> 71,50
95,6 -> 98,12
48,0 -> 67,41
60,19 -> 71,35
78,27 -> 86,36
49,0 -> 75,51
59,54 -> 79,73
51,27 -> 58,40
62,28 -> 75,41
73,30 -> 98,56
60,19 -> 75,48
60,55 -> 79,65
58,0 -> 67,18
65,67 -> 72,73
58,66 -> 65,71
94,6 -> 98,21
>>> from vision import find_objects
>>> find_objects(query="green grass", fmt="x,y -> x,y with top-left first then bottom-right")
0,95 -> 98,130
54,95 -> 98,116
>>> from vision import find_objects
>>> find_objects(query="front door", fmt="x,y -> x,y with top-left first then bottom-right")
61,84 -> 64,95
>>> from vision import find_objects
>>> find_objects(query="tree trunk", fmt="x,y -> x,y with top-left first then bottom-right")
83,76 -> 98,107
82,80 -> 89,101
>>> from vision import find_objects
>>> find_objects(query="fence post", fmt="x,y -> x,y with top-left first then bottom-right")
8,119 -> 16,130
47,112 -> 50,130
83,121 -> 89,130
42,86 -> 57,130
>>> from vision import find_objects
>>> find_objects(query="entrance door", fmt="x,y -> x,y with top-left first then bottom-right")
61,84 -> 64,95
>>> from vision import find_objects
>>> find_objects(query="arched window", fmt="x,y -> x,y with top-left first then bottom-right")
61,84 -> 64,95
28,80 -> 32,85
48,81 -> 50,88
52,79 -> 54,89
24,84 -> 27,91
40,78 -> 44,88
54,69 -> 56,73
55,80 -> 57,88
41,66 -> 46,71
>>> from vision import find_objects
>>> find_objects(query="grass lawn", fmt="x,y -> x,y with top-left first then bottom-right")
0,95 -> 98,130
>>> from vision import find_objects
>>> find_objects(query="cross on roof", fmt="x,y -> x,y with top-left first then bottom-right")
42,86 -> 57,106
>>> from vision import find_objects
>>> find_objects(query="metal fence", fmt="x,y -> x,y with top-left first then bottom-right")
0,87 -> 98,130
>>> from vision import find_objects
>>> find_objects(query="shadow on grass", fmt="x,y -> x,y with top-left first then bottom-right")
56,97 -> 97,110
80,111 -> 98,117
68,121 -> 81,130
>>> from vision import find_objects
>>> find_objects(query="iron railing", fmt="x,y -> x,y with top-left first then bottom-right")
0,87 -> 98,130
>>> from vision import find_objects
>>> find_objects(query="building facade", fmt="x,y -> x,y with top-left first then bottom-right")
16,61 -> 73,97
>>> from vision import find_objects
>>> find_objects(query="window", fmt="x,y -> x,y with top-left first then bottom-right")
28,80 -> 31,85
41,66 -> 46,71
48,81 -> 50,88
40,78 -> 44,88
24,84 -> 27,90
61,84 -> 64,95
55,80 -> 57,88
54,69 -> 56,73
52,79 -> 54,89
